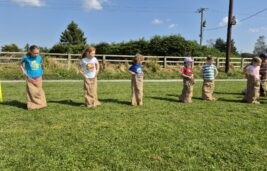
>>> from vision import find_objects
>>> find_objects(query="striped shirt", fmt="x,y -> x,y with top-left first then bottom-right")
182,67 -> 193,76
260,63 -> 267,80
202,64 -> 218,80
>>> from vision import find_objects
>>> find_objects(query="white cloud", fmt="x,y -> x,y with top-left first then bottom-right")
168,24 -> 176,29
219,16 -> 239,27
219,16 -> 229,27
152,19 -> 163,25
11,0 -> 44,7
83,0 -> 107,11
249,27 -> 267,33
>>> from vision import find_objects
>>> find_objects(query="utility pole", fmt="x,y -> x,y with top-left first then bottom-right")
198,8 -> 207,46
225,0 -> 236,73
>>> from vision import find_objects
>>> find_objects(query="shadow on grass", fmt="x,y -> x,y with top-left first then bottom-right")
48,100 -> 84,107
100,99 -> 131,106
148,96 -> 179,103
0,100 -> 27,109
214,91 -> 242,95
217,98 -> 245,103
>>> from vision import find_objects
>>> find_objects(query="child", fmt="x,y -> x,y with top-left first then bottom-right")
79,47 -> 101,108
179,57 -> 195,103
202,56 -> 218,101
19,45 -> 47,110
259,53 -> 267,96
129,54 -> 144,106
243,57 -> 262,104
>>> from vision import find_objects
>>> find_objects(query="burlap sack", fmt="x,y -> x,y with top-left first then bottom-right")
244,75 -> 260,103
260,80 -> 267,96
179,78 -> 194,103
131,75 -> 143,106
84,77 -> 100,107
202,80 -> 216,101
26,78 -> 47,110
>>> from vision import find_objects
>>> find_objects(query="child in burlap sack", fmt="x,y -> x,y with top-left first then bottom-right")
243,57 -> 262,104
129,54 -> 144,106
179,57 -> 195,103
79,47 -> 101,108
19,45 -> 47,110
202,56 -> 218,101
259,53 -> 267,97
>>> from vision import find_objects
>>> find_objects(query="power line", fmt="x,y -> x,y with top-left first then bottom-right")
206,7 -> 267,32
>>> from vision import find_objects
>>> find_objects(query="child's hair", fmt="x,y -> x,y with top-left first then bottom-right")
133,54 -> 144,64
206,55 -> 213,61
252,57 -> 262,65
27,45 -> 39,56
81,47 -> 96,58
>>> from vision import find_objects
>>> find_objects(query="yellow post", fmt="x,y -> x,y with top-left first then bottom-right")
0,81 -> 3,102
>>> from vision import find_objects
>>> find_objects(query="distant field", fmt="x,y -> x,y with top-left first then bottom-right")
0,81 -> 266,170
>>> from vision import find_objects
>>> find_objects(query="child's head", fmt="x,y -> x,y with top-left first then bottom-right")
133,54 -> 144,64
206,55 -> 214,65
184,57 -> 194,67
259,53 -> 267,64
28,45 -> 39,57
82,47 -> 96,59
252,57 -> 262,66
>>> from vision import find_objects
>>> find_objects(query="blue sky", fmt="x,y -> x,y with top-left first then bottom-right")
0,0 -> 267,53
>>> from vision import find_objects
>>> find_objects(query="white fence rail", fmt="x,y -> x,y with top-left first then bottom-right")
0,52 -> 252,70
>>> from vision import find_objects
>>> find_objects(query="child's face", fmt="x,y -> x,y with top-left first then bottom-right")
185,62 -> 192,67
253,61 -> 261,66
137,60 -> 143,65
207,59 -> 213,65
30,49 -> 39,57
86,50 -> 96,58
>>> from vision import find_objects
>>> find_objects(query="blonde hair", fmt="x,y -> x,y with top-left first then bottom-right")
133,54 -> 144,64
252,57 -> 262,65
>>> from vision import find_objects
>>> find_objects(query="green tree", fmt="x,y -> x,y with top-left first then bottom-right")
253,35 -> 266,55
60,21 -> 87,45
50,21 -> 88,53
1,44 -> 21,52
24,43 -> 30,52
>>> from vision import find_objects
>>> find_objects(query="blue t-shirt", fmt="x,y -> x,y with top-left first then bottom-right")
129,64 -> 143,77
20,55 -> 43,78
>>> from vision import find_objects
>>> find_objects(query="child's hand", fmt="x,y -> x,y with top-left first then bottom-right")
79,71 -> 85,76
22,70 -> 26,77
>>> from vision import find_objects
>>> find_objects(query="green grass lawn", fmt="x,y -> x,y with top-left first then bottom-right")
0,81 -> 266,170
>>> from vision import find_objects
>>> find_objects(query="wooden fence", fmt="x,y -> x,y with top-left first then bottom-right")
0,52 -> 252,70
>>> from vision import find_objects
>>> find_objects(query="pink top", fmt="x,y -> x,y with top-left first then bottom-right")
246,65 -> 260,80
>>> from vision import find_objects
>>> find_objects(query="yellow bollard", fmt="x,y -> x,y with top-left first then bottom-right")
0,81 -> 3,102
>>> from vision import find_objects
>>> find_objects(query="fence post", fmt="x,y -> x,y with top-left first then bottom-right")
216,57 -> 220,68
67,54 -> 71,70
241,58 -> 244,68
103,55 -> 106,63
164,56 -> 167,68
192,57 -> 195,68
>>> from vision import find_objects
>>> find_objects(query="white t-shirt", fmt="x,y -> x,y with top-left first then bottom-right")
246,65 -> 260,80
80,57 -> 99,79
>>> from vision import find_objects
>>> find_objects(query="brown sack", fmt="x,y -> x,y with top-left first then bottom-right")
179,78 -> 194,103
84,77 -> 100,107
26,78 -> 47,110
131,76 -> 143,106
244,75 -> 260,103
202,80 -> 216,101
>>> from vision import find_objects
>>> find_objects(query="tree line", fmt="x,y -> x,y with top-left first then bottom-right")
1,21 -> 265,57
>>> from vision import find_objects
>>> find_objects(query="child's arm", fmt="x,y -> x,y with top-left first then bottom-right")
78,64 -> 85,75
129,70 -> 136,76
19,63 -> 26,76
